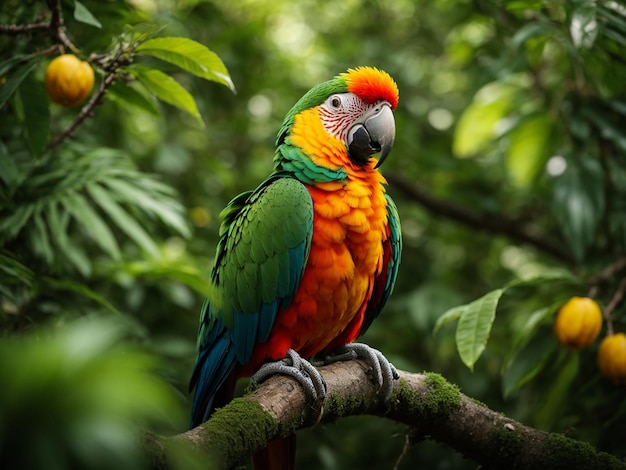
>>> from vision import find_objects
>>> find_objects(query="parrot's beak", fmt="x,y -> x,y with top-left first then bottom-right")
347,102 -> 395,168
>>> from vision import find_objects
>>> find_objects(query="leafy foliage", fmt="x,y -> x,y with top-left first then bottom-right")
0,316 -> 184,470
1,0 -> 626,469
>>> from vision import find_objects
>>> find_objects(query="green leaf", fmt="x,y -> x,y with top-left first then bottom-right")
433,304 -> 466,335
553,156 -> 605,261
0,141 -> 20,191
570,4 -> 598,49
453,81 -> 519,157
506,113 -> 551,188
455,288 -> 504,370
536,351 -> 579,429
0,251 -> 34,286
31,210 -> 54,264
43,278 -> 117,312
501,331 -> 556,398
86,182 -> 160,258
135,37 -> 235,92
132,65 -> 203,127
583,106 -> 626,154
503,271 -> 578,289
107,81 -> 160,116
64,190 -> 121,260
510,22 -> 557,49
501,304 -> 561,397
0,59 -> 40,109
15,74 -> 50,157
0,55 -> 31,77
121,23 -> 166,46
104,178 -> 191,238
73,0 -> 102,28
0,204 -> 34,241
47,202 -> 92,276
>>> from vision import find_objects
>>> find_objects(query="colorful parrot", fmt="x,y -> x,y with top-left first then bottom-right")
189,66 -> 402,468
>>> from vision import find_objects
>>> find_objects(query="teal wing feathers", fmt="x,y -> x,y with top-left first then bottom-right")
190,172 -> 313,426
359,192 -> 402,335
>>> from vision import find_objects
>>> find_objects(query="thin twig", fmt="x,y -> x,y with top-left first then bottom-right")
47,0 -> 77,53
589,257 -> 626,286
604,277 -> 626,336
46,71 -> 118,151
0,22 -> 50,34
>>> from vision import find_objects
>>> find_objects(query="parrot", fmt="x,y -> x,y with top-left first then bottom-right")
189,66 -> 402,469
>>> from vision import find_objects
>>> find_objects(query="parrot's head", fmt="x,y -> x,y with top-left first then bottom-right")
276,67 -> 399,174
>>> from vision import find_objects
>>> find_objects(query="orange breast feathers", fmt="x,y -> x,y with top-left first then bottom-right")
244,106 -> 390,372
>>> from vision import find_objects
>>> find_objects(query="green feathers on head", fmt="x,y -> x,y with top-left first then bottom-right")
276,76 -> 348,146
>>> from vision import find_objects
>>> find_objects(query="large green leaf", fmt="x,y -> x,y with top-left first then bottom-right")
47,201 -> 92,276
86,182 -> 160,258
31,210 -> 54,264
0,141 -> 21,191
64,190 -> 121,260
502,332 -> 556,398
453,81 -> 519,158
0,55 -> 31,77
135,37 -> 235,92
103,178 -> 191,238
106,81 -> 160,116
0,204 -> 34,241
132,65 -> 203,127
506,113 -> 552,188
535,351 -> 580,429
455,288 -> 504,371
501,305 -> 560,397
73,0 -> 102,28
15,74 -> 50,157
43,278 -> 117,312
433,304 -> 466,335
552,156 -> 605,261
0,252 -> 34,287
0,59 -> 40,109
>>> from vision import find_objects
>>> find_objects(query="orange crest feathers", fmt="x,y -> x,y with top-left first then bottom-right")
340,67 -> 399,110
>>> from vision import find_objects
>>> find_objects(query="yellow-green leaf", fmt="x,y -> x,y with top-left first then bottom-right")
132,65 -> 203,127
506,113 -> 551,188
455,288 -> 504,371
136,37 -> 235,92
453,81 -> 518,158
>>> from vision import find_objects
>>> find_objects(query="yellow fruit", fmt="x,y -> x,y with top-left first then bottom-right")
598,333 -> 626,384
45,54 -> 94,107
554,296 -> 602,349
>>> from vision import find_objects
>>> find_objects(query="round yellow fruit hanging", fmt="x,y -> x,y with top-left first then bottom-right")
553,296 -> 602,349
598,333 -> 626,384
45,54 -> 94,107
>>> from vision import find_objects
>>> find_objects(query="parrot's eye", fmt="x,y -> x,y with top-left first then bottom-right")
329,95 -> 342,109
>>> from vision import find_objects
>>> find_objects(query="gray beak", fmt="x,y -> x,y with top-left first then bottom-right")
347,102 -> 395,168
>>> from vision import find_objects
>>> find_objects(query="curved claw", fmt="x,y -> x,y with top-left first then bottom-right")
251,349 -> 327,403
318,343 -> 398,401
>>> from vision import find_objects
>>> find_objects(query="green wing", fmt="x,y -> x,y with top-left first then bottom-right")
201,172 -> 314,363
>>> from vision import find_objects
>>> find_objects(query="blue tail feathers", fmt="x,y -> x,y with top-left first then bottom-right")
189,323 -> 238,428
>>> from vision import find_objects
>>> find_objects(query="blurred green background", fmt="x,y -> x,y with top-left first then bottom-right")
2,0 -> 626,468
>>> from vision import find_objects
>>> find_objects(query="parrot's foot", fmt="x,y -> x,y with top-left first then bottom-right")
251,348 -> 327,403
315,343 -> 398,400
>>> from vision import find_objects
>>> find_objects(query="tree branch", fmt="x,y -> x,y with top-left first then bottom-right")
386,173 -> 574,264
46,70 -> 119,151
0,22 -> 50,34
145,361 -> 624,469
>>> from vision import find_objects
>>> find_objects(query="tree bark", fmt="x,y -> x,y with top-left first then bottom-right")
145,360 -> 625,470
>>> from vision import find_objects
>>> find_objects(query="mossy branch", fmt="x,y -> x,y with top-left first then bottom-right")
146,360 -> 624,470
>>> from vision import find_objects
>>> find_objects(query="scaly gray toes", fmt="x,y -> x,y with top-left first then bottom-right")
251,348 -> 327,403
